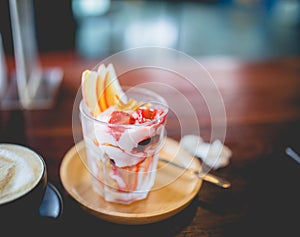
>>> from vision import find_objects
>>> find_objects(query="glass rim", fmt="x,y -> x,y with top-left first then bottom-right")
79,87 -> 168,128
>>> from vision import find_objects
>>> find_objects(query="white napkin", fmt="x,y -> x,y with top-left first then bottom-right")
180,134 -> 232,170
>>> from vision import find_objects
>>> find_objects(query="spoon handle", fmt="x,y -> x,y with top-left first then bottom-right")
198,172 -> 231,188
159,158 -> 231,189
286,147 -> 300,164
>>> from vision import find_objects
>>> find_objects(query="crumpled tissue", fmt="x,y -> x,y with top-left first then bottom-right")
180,134 -> 232,170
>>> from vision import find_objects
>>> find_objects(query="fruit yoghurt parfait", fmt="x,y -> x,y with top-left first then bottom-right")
80,64 -> 168,204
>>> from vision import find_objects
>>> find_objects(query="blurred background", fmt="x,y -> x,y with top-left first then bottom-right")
0,0 -> 300,60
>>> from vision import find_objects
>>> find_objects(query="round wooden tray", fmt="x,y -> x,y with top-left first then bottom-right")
60,137 -> 202,225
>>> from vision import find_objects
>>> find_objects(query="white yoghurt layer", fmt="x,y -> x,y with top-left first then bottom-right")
93,107 -> 162,167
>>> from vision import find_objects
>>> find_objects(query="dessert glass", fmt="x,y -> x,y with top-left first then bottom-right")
80,87 -> 168,204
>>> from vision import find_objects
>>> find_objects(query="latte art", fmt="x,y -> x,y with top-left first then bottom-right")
0,144 -> 44,204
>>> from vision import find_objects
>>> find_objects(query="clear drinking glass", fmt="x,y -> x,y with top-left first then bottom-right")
79,87 -> 168,204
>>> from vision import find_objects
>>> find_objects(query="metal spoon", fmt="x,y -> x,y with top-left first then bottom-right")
285,147 -> 300,164
159,158 -> 231,189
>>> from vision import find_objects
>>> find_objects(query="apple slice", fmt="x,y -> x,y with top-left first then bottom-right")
81,63 -> 127,117
96,64 -> 108,112
81,70 -> 101,117
104,64 -> 127,107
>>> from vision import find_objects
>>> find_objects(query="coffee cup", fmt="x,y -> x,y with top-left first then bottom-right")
0,143 -> 63,224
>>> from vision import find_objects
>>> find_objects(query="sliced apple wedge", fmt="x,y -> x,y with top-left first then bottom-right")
81,70 -> 101,117
81,63 -> 127,118
96,64 -> 108,112
104,64 -> 127,107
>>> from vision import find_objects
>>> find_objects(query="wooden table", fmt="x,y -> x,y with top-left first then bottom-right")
1,52 -> 299,236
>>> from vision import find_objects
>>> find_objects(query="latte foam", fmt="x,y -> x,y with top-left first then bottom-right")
0,144 -> 44,204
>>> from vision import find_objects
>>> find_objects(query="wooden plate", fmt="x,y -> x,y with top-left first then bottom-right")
60,137 -> 202,225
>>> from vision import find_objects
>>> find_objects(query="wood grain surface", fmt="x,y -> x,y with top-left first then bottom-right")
1,52 -> 300,236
